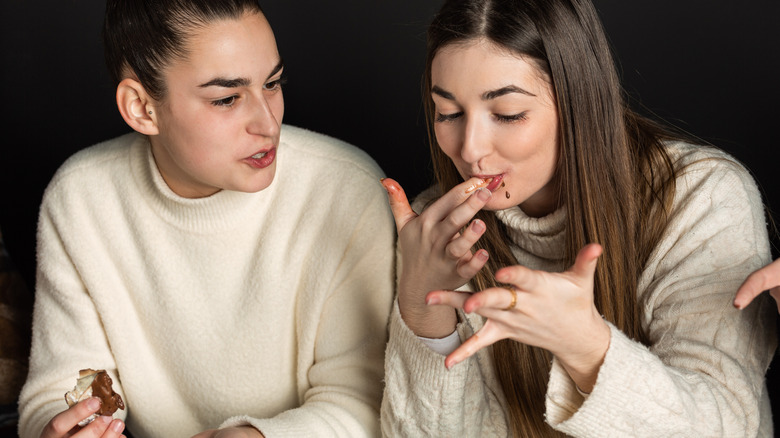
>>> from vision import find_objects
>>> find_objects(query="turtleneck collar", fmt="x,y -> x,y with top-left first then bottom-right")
494,204 -> 567,267
129,134 -> 275,233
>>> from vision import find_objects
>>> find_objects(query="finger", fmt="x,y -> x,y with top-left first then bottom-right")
436,188 -> 491,239
462,287 -> 520,314
70,415 -> 112,437
422,177 -> 492,223
734,260 -> 780,309
444,219 -> 486,260
444,321 -> 505,369
426,289 -> 472,309
380,178 -> 418,231
455,249 -> 489,280
495,264 -> 539,293
42,398 -> 102,438
569,243 -> 602,280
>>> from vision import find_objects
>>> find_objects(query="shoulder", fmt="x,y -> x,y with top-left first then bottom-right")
665,141 -> 762,208
47,132 -> 141,188
279,125 -> 385,182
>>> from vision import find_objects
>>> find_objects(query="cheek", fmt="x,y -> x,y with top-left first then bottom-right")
434,124 -> 460,160
270,93 -> 285,125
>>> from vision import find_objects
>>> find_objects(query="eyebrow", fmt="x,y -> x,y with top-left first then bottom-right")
431,84 -> 536,101
198,59 -> 285,89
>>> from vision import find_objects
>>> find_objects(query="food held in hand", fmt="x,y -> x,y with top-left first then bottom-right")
64,369 -> 125,425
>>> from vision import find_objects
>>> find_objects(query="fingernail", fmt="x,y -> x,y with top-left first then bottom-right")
476,250 -> 489,261
111,419 -> 125,433
476,188 -> 491,201
99,415 -> 112,424
471,219 -> 485,233
426,296 -> 440,306
87,397 -> 101,411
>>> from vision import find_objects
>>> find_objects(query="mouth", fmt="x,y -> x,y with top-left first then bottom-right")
471,174 -> 504,192
251,151 -> 269,159
243,147 -> 276,169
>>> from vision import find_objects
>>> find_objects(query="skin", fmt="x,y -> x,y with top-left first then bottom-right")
41,12 -> 278,438
383,38 -> 610,393
734,258 -> 780,313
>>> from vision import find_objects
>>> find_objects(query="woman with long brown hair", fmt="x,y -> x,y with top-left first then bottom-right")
380,0 -> 776,436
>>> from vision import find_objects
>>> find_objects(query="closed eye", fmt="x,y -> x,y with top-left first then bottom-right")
435,111 -> 463,123
494,112 -> 528,123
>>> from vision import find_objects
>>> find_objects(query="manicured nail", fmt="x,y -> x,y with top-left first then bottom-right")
426,296 -> 440,306
471,219 -> 485,234
111,419 -> 125,433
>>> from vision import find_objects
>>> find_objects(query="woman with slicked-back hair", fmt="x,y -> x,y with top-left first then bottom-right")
380,0 -> 776,436
18,1 -> 395,437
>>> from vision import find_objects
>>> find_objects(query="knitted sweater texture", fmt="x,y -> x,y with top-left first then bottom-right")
19,125 -> 395,438
381,142 -> 777,437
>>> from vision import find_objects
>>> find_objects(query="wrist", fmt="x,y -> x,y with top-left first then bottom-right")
557,318 -> 611,393
398,295 -> 458,338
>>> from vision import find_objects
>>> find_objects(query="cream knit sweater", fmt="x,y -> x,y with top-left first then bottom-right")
381,142 -> 777,437
19,126 -> 395,438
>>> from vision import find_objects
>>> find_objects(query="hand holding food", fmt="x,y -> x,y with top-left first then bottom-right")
381,177 -> 493,338
64,369 -> 125,426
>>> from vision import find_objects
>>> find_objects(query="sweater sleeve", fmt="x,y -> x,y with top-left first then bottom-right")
545,151 -> 777,437
380,301 -> 510,437
220,185 -> 396,437
18,190 -> 128,438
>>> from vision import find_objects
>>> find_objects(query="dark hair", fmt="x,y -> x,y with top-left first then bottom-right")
425,0 -> 681,436
103,0 -> 265,100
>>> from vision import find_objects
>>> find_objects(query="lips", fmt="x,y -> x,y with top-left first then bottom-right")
243,147 -> 276,169
470,174 -> 503,192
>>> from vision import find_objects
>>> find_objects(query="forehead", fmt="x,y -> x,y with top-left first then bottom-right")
432,39 -> 550,97
166,12 -> 280,84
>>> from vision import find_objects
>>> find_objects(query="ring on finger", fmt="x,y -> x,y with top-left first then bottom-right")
502,286 -> 518,311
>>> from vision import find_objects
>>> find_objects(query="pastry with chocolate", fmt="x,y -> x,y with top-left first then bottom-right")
64,368 -> 125,425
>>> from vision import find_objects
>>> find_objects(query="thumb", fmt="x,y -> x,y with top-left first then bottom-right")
570,243 -> 602,281
381,178 -> 418,232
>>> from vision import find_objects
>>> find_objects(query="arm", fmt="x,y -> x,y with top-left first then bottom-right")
18,197 -> 127,438
220,183 -> 396,437
544,155 -> 777,437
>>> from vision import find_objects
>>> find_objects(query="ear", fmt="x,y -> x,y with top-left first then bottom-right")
116,78 -> 160,135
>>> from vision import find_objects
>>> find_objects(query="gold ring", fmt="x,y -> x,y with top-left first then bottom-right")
502,286 -> 517,311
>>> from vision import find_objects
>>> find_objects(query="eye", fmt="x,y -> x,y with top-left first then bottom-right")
435,111 -> 463,123
211,95 -> 238,107
494,112 -> 528,123
263,76 -> 287,92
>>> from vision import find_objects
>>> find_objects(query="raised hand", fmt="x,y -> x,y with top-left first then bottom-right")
428,243 -> 610,392
734,258 -> 780,313
40,397 -> 125,438
381,177 -> 492,338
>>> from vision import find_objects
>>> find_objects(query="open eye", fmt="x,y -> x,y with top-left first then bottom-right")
263,76 -> 287,92
211,95 -> 238,107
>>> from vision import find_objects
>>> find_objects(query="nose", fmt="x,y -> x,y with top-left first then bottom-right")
247,95 -> 280,138
460,115 -> 492,165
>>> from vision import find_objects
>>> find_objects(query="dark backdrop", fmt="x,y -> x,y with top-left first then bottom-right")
1,0 -> 778,414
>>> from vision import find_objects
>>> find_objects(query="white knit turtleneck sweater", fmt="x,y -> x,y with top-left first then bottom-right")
19,125 -> 395,438
381,142 -> 777,437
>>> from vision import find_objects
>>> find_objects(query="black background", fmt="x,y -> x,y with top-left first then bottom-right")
1,0 -> 778,417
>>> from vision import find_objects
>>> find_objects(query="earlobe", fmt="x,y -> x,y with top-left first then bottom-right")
116,78 -> 160,135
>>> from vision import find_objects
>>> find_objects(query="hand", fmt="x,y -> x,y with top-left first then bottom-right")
429,244 -> 611,392
191,427 -> 264,438
40,397 -> 125,438
734,258 -> 780,313
381,177 -> 492,338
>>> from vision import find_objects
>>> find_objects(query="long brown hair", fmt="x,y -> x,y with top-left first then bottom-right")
424,0 -> 680,436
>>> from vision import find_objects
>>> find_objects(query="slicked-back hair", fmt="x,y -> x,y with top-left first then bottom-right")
103,0 -> 264,100
424,0 -> 680,436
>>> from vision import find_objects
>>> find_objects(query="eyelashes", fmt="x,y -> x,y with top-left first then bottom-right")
434,111 -> 529,123
210,75 -> 288,108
